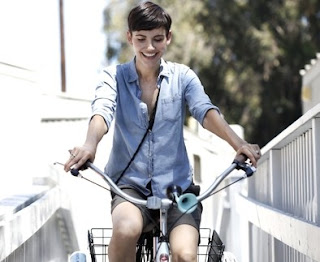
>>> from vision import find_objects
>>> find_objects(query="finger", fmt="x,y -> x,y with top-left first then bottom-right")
64,158 -> 75,172
249,145 -> 261,167
252,144 -> 261,158
66,148 -> 81,167
68,148 -> 79,159
235,153 -> 247,163
73,157 -> 88,171
248,152 -> 257,167
64,150 -> 79,172
239,146 -> 257,167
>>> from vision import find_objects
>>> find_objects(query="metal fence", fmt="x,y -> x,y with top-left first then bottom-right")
237,104 -> 320,262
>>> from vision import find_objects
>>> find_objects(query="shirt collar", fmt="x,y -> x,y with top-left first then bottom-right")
127,57 -> 170,83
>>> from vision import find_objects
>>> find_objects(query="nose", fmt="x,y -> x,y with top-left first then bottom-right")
146,40 -> 155,51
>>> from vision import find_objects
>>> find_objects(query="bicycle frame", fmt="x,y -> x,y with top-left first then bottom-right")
69,157 -> 255,262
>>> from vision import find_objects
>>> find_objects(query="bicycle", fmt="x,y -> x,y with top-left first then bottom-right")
63,155 -> 255,262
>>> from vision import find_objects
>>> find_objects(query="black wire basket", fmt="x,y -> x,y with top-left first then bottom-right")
88,227 -> 225,262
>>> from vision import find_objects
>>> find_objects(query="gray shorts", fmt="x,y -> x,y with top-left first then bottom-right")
111,185 -> 203,235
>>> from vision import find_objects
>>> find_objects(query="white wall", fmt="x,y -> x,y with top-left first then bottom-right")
0,0 -> 60,197
300,53 -> 320,114
0,0 -> 107,197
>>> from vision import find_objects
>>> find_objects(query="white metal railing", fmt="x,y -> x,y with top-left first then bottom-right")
281,128 -> 315,222
235,103 -> 320,262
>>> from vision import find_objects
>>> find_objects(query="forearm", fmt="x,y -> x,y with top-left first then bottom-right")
202,109 -> 246,151
64,114 -> 108,171
203,109 -> 261,167
84,114 -> 108,149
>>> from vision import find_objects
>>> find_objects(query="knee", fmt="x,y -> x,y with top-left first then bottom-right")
172,250 -> 197,262
113,218 -> 142,241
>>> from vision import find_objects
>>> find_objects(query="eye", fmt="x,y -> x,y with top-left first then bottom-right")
137,38 -> 145,42
154,37 -> 164,42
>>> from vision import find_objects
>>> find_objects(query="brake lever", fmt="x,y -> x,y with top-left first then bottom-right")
232,159 -> 256,177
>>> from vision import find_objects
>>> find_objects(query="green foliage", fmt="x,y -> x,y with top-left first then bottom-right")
103,0 -> 320,147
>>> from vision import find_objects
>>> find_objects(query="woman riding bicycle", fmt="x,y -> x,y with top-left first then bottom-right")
64,2 -> 260,262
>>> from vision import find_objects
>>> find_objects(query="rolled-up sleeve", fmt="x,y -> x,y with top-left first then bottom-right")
91,66 -> 118,129
183,67 -> 220,125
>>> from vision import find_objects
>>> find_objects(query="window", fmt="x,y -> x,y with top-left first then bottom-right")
193,154 -> 201,182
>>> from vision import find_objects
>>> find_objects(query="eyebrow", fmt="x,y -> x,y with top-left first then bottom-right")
135,34 -> 165,38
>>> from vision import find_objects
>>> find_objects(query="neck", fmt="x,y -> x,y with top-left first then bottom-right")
135,60 -> 160,81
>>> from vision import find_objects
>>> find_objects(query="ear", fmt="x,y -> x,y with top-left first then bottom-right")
166,30 -> 172,45
127,31 -> 133,45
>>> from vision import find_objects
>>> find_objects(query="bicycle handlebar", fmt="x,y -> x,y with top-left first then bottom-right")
69,155 -> 255,213
73,162 -> 150,207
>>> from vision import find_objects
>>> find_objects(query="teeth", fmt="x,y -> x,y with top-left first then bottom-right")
143,53 -> 156,57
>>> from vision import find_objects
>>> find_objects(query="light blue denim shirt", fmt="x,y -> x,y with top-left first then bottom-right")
91,58 -> 219,198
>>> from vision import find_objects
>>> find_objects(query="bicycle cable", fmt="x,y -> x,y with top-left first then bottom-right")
167,174 -> 246,234
54,162 -> 162,234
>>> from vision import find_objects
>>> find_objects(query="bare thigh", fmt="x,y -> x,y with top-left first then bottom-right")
108,202 -> 144,262
111,201 -> 144,237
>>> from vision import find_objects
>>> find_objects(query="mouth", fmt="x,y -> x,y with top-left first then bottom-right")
142,52 -> 157,58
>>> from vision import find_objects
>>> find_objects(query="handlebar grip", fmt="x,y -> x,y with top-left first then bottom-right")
70,168 -> 80,176
234,153 -> 247,163
233,155 -> 256,177
70,161 -> 91,176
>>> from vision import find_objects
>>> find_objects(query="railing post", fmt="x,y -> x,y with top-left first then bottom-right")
312,116 -> 320,225
270,149 -> 282,209
269,149 -> 282,262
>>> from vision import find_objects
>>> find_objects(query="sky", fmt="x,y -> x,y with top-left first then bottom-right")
0,0 -> 108,95
0,0 -> 109,197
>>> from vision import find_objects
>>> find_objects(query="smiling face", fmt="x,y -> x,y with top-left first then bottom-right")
127,27 -> 172,71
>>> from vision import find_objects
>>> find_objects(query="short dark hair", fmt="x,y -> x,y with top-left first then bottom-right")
127,1 -> 172,36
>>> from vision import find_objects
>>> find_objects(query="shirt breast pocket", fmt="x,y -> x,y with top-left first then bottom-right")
161,95 -> 182,121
